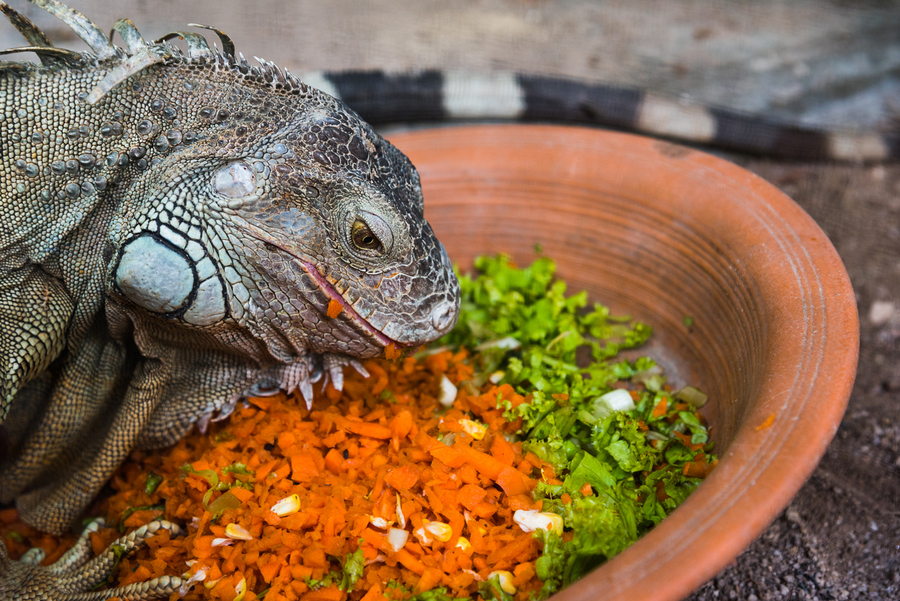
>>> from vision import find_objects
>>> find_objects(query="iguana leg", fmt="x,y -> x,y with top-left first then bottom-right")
0,317 -> 131,527
11,356 -> 164,533
0,518 -> 184,601
0,266 -> 72,422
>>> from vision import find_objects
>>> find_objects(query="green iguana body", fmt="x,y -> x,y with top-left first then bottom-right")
0,1 -> 459,598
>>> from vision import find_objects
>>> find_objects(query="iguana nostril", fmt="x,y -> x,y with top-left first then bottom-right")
430,301 -> 457,333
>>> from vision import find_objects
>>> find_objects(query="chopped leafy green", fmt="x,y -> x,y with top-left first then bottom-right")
223,462 -> 254,476
408,587 -> 468,601
144,471 -> 163,495
439,254 -> 717,599
338,545 -> 365,591
477,576 -> 514,601
206,491 -> 242,521
564,450 -> 616,492
179,464 -> 218,488
4,531 -> 24,544
303,545 -> 366,592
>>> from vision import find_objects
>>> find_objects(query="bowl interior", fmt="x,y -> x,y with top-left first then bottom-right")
388,125 -> 858,601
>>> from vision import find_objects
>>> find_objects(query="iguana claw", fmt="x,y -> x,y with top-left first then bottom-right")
322,353 -> 369,393
0,519 -> 184,600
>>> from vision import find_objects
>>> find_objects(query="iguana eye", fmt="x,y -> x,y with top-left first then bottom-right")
352,220 -> 382,251
214,162 -> 256,198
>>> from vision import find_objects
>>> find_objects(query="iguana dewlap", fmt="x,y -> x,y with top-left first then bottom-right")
0,1 -> 459,598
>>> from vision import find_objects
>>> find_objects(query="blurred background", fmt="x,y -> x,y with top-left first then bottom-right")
3,1 -> 898,599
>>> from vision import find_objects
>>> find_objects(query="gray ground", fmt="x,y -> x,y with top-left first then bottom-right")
2,1 -> 899,599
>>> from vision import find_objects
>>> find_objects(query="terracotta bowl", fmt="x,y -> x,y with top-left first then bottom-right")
389,125 -> 859,601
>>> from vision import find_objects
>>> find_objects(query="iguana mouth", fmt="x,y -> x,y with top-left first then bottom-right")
296,256 -> 402,349
241,225 -> 402,349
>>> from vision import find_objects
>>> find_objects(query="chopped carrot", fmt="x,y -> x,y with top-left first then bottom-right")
755,413 -> 776,431
672,431 -> 705,452
395,548 -> 427,575
324,448 -> 344,474
258,555 -> 282,583
390,410 -> 414,440
415,431 -> 465,467
326,299 -> 343,319
344,421 -> 393,440
457,445 -> 507,480
651,396 -> 668,418
301,586 -> 345,601
290,452 -> 321,481
489,434 -> 515,466
1,342 -> 644,600
456,484 -> 487,510
384,343 -> 401,360
496,466 -> 535,496
384,464 -> 419,490
415,568 -> 444,593
229,487 -> 254,503
359,584 -> 384,601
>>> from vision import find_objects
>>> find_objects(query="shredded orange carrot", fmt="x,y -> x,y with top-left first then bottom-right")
383,343 -> 401,360
672,431 -> 705,452
651,396 -> 668,418
683,454 -> 718,478
755,413 -> 776,431
326,299 -> 343,319
0,348 -> 561,600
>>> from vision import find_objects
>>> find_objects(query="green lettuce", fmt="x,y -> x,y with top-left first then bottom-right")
440,254 -> 716,599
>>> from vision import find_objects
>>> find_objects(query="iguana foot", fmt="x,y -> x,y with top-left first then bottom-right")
318,353 -> 369,393
0,518 -> 184,601
245,353 -> 370,410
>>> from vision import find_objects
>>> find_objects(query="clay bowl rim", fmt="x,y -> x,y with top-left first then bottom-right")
388,124 -> 859,601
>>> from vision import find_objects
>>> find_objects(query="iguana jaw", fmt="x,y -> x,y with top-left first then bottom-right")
241,225 -> 403,350
297,254 -> 401,349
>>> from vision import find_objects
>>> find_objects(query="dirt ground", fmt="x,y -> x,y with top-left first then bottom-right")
686,159 -> 900,600
3,1 -> 899,599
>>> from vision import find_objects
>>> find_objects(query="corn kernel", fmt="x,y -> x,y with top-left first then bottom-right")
387,527 -> 408,552
210,538 -> 234,547
234,577 -> 247,601
459,419 -> 487,440
488,570 -> 517,594
225,523 -> 253,541
513,509 -> 564,533
396,495 -> 406,528
369,516 -> 389,529
178,568 -> 207,596
271,493 -> 300,516
413,525 -> 433,546
439,375 -> 457,407
455,536 -> 472,551
424,519 -> 453,542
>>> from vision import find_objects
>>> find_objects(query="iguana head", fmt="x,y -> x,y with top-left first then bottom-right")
209,101 -> 461,358
111,83 -> 460,362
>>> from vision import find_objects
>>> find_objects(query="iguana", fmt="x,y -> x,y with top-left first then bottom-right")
0,0 -> 460,598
